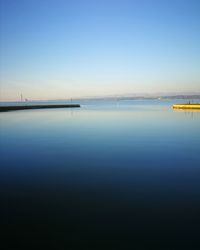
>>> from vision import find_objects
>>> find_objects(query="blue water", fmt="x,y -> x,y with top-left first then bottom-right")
0,100 -> 200,249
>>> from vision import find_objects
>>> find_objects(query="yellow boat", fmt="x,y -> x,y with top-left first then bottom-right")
173,104 -> 200,110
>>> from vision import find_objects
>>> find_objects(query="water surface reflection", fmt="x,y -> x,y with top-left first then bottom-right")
0,101 -> 200,248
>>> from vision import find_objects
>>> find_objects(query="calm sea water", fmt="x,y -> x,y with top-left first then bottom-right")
0,100 -> 200,249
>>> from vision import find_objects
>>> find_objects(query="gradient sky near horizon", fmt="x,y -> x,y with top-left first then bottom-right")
0,0 -> 200,101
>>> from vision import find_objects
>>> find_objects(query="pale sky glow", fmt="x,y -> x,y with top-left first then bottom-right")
0,0 -> 200,101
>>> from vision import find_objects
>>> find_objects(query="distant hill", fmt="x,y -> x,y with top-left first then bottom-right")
71,94 -> 200,101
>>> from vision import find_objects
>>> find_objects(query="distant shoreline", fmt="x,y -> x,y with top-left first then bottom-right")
1,94 -> 200,104
0,104 -> 80,112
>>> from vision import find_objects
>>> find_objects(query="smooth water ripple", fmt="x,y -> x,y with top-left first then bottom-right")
0,100 -> 200,248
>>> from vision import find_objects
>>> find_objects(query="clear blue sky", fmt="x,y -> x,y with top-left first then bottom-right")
0,0 -> 200,101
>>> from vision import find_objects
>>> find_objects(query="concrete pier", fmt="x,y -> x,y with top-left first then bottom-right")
0,104 -> 80,112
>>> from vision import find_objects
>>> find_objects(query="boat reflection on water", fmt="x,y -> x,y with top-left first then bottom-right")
173,108 -> 200,113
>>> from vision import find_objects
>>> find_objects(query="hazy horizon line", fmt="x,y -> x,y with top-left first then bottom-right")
1,91 -> 200,103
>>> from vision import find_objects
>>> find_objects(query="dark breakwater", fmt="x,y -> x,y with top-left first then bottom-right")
0,104 -> 80,112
